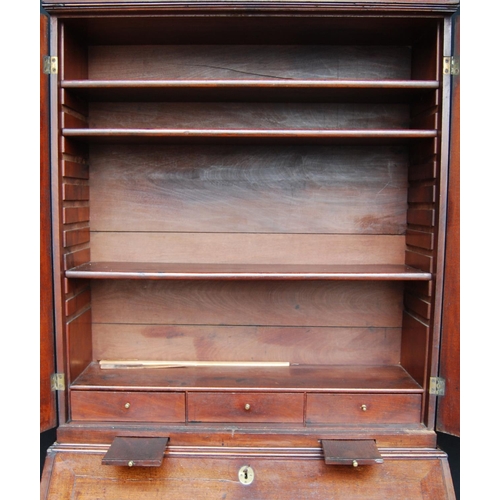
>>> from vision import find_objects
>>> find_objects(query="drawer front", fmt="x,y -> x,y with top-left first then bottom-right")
188,392 -> 304,423
306,393 -> 422,425
70,391 -> 185,422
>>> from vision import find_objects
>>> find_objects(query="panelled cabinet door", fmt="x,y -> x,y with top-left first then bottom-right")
436,8 -> 460,438
40,11 -> 57,433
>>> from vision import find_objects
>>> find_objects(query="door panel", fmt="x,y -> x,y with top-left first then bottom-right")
437,8 -> 459,437
40,11 -> 57,433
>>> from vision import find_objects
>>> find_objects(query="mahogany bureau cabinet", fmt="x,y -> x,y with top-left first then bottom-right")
40,0 -> 460,498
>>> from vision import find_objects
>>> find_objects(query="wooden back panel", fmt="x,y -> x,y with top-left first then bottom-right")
82,43 -> 414,367
91,280 -> 403,365
89,144 -> 408,235
88,45 -> 411,80
41,12 -> 57,433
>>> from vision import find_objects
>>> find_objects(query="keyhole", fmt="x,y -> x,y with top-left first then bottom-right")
238,465 -> 255,485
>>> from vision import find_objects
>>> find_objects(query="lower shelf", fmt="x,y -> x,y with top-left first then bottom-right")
72,362 -> 423,392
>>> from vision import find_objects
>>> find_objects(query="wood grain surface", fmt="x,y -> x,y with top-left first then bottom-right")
41,446 -> 456,500
89,144 -> 408,234
88,45 -> 411,81
71,363 -> 423,392
88,102 -> 410,130
90,279 -> 403,327
90,233 -> 406,265
93,324 -> 401,366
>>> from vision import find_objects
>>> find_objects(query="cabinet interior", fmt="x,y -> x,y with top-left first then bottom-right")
56,14 -> 444,430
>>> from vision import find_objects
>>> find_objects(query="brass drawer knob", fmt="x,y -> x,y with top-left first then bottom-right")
128,460 -> 134,467
124,402 -> 131,409
360,404 -> 367,411
352,460 -> 359,467
244,403 -> 251,411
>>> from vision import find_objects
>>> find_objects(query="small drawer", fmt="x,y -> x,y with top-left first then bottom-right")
306,393 -> 421,425
188,392 -> 304,423
70,390 -> 185,422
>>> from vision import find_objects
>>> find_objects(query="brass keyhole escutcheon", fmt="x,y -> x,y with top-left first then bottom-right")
124,402 -> 131,409
238,465 -> 255,485
244,403 -> 251,411
360,404 -> 367,411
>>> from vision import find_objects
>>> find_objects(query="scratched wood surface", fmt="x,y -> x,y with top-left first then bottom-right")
89,144 -> 408,234
88,102 -> 410,130
88,45 -> 411,80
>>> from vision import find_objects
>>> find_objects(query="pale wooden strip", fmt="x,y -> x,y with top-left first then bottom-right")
99,360 -> 290,369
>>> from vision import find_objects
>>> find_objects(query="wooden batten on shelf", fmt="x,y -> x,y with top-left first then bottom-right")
99,360 -> 291,369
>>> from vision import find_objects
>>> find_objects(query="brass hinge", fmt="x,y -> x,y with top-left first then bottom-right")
51,373 -> 65,391
443,56 -> 459,76
43,55 -> 58,74
429,376 -> 446,396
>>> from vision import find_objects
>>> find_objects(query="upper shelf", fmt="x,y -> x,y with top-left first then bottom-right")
61,79 -> 439,103
62,128 -> 437,145
65,262 -> 432,281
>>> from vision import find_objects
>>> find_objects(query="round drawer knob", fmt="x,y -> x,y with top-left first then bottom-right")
124,402 -> 131,409
128,460 -> 134,467
244,403 -> 251,411
360,404 -> 367,411
352,460 -> 359,467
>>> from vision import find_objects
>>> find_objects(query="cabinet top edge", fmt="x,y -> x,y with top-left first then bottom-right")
41,0 -> 460,15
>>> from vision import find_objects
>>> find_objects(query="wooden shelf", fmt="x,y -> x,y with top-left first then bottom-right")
71,362 -> 424,393
65,262 -> 432,281
63,128 -> 437,144
61,79 -> 439,102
